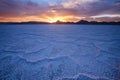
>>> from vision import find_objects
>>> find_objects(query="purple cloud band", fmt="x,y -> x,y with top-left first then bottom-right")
0,0 -> 120,22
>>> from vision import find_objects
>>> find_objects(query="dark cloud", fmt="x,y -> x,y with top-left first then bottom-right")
0,0 -> 45,17
0,0 -> 119,22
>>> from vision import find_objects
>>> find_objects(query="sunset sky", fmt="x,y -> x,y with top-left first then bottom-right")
0,0 -> 120,22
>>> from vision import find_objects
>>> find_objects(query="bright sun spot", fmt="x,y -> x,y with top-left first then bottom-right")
48,17 -> 66,23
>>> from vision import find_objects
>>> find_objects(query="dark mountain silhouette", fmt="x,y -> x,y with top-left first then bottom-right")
0,20 -> 120,25
76,20 -> 120,25
0,21 -> 49,25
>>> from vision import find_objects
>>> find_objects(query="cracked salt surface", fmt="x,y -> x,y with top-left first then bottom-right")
0,24 -> 120,80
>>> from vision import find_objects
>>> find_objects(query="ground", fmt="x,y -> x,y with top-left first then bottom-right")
0,24 -> 120,80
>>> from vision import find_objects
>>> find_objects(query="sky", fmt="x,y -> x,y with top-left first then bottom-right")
0,0 -> 120,22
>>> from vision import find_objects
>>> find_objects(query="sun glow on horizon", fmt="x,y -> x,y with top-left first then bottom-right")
47,17 -> 67,23
46,16 -> 82,23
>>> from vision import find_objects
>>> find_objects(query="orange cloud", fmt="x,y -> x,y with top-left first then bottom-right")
0,0 -> 120,22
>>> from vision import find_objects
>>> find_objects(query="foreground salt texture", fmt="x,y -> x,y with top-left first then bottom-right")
0,25 -> 120,80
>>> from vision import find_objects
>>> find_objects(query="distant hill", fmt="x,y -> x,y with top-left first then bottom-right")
76,20 -> 120,25
0,21 -> 49,25
0,20 -> 120,25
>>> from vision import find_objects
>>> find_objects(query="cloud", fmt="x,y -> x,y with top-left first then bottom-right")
0,0 -> 120,22
61,0 -> 99,8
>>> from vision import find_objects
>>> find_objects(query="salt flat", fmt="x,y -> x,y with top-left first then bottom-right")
0,24 -> 120,80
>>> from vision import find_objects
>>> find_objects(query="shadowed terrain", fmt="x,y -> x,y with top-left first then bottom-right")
0,24 -> 120,80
